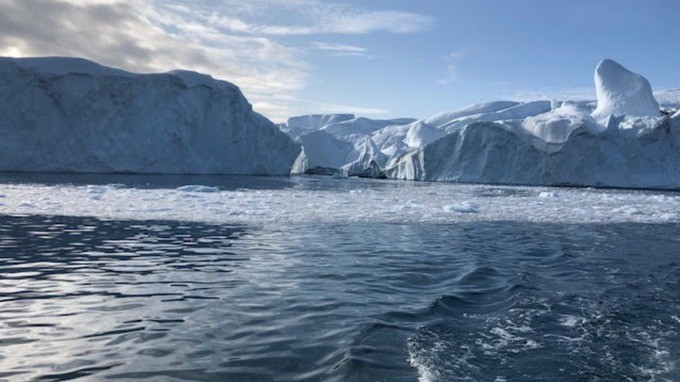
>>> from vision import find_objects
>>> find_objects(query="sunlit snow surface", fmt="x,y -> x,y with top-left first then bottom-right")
0,174 -> 678,224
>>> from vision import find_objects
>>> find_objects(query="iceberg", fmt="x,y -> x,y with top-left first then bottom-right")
387,59 -> 679,188
287,59 -> 680,189
385,117 -> 680,189
280,114 -> 415,176
0,56 -> 300,175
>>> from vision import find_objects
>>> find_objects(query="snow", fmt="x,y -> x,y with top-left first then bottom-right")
0,176 -> 678,225
517,102 -> 603,152
0,56 -> 300,175
654,89 -> 680,113
591,59 -> 660,121
423,101 -> 520,127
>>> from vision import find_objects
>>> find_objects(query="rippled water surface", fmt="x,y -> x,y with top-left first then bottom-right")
0,177 -> 679,381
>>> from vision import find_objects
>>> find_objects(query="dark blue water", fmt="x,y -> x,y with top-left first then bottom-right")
0,214 -> 678,381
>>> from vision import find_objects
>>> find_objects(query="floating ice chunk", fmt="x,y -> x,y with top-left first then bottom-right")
443,202 -> 480,214
86,185 -> 108,194
538,191 -> 558,198
614,205 -> 645,216
591,59 -> 660,120
176,185 -> 220,193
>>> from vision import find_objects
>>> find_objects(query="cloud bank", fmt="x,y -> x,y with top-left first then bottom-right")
0,0 -> 433,121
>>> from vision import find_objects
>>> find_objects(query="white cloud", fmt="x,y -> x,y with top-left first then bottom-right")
437,51 -> 465,86
0,0 -> 428,120
310,42 -> 372,58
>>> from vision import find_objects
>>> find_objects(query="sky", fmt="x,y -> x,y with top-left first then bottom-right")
1,0 -> 680,122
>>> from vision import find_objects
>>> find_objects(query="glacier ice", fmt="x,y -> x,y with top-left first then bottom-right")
0,56 -> 300,175
284,59 -> 680,189
4,55 -> 678,189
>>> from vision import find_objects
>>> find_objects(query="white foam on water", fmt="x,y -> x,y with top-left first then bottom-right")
0,178 -> 679,225
407,338 -> 445,382
558,314 -> 587,328
632,332 -> 676,382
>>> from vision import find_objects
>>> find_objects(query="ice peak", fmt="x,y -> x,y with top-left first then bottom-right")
592,59 -> 660,120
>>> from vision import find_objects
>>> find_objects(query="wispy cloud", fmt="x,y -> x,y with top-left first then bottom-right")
437,51 -> 465,86
0,0 -> 428,121
310,42 -> 371,58
161,0 -> 435,36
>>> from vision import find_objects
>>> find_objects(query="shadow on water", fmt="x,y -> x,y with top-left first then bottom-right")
0,172 -> 300,190
0,214 -> 679,381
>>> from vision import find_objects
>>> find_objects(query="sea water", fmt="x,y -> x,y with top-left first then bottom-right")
0,174 -> 678,381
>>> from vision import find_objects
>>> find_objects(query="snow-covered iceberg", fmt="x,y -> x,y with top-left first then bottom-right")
285,59 -> 680,189
0,56 -> 300,174
387,59 -> 680,188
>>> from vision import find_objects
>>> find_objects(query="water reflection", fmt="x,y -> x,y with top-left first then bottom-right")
0,215 -> 248,381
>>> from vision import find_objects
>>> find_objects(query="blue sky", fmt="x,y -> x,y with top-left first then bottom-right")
2,0 -> 679,121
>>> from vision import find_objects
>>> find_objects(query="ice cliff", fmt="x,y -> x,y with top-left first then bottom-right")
0,57 -> 300,174
284,59 -> 680,189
